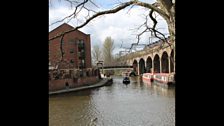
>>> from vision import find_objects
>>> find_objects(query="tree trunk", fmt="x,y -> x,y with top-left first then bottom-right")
160,0 -> 175,73
168,20 -> 175,73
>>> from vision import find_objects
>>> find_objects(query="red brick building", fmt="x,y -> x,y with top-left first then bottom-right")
49,23 -> 100,92
49,23 -> 91,69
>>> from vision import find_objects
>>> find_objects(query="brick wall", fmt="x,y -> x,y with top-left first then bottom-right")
49,76 -> 99,91
49,23 -> 91,69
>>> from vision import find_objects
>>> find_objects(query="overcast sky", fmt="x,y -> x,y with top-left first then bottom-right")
49,0 -> 169,54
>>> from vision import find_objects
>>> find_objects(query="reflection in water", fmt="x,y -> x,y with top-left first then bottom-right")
49,76 -> 175,126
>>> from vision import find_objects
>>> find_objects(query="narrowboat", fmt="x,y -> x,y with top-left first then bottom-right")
152,73 -> 175,88
142,73 -> 153,84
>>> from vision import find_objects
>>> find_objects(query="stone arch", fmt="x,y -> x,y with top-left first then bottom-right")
161,51 -> 169,73
133,60 -> 138,75
139,58 -> 145,75
170,49 -> 174,73
153,54 -> 160,73
146,56 -> 152,73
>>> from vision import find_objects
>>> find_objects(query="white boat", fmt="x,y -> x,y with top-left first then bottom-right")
142,73 -> 153,84
142,73 -> 175,88
153,73 -> 175,88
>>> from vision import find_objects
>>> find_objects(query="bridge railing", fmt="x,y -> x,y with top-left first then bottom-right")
98,65 -> 133,69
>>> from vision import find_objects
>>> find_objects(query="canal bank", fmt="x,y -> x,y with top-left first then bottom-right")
49,78 -> 112,95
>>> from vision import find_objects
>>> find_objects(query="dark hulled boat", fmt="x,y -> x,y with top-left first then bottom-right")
123,77 -> 130,84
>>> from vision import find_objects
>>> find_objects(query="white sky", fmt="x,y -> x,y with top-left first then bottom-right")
49,0 -> 169,54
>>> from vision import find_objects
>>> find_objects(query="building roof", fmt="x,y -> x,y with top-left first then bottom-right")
49,23 -> 89,39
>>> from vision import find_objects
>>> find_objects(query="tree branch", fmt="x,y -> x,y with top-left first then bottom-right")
49,0 -> 168,41
50,0 -> 89,26
134,1 -> 169,20
49,1 -> 136,41
149,10 -> 171,47
149,9 -> 157,30
134,9 -> 171,49
59,34 -> 65,62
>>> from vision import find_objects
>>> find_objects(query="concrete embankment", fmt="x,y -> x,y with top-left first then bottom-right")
49,78 -> 112,95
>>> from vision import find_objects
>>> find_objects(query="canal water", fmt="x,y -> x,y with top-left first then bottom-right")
49,76 -> 175,126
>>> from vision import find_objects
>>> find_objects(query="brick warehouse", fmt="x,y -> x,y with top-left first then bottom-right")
49,23 -> 99,91
49,23 -> 91,69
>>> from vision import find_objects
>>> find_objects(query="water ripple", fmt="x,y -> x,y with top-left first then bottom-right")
49,76 -> 175,126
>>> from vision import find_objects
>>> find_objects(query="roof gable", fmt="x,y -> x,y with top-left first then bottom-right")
49,23 -> 89,39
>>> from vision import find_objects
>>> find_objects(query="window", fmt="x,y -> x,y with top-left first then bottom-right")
78,40 -> 84,48
70,59 -> 74,64
79,40 -> 84,44
70,49 -> 74,53
77,39 -> 85,68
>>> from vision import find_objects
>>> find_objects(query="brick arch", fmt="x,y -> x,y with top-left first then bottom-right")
132,59 -> 138,75
161,51 -> 169,73
153,54 -> 160,73
127,60 -> 132,66
155,46 -> 171,58
118,42 -> 175,73
164,47 -> 172,57
147,54 -> 153,60
146,56 -> 153,73
170,49 -> 174,73
136,57 -> 141,63
152,53 -> 160,60
143,56 -> 148,62
139,58 -> 145,75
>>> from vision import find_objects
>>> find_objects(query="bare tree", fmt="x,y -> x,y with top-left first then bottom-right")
49,0 -> 175,40
49,0 -> 175,72
92,44 -> 102,65
103,37 -> 115,66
